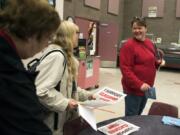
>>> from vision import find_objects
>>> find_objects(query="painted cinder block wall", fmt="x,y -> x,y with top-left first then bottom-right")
64,0 -> 124,44
123,0 -> 180,45
64,0 -> 180,46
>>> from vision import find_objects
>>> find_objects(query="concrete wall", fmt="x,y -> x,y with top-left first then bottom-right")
63,0 -> 180,45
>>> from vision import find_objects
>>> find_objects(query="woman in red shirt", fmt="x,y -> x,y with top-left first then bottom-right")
119,17 -> 163,116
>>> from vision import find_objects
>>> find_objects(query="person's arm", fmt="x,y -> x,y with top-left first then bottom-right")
73,57 -> 94,101
77,86 -> 94,101
35,51 -> 69,112
119,43 -> 144,90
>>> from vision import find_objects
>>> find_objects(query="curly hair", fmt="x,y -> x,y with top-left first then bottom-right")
52,21 -> 79,82
0,0 -> 60,41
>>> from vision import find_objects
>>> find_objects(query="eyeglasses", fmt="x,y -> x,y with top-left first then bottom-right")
133,16 -> 146,21
76,31 -> 80,34
131,16 -> 146,27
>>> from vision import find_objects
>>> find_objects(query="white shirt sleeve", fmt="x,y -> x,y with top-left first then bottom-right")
35,51 -> 69,112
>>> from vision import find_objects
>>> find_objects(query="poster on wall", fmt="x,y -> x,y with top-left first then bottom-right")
107,0 -> 119,15
84,0 -> 101,9
148,6 -> 157,17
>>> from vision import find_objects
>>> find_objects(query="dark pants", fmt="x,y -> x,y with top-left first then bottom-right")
125,94 -> 147,116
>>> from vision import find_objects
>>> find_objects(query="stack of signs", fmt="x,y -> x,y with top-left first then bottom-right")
98,119 -> 140,135
78,87 -> 126,131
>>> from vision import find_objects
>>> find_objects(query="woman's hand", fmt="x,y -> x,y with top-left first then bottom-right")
68,99 -> 78,109
157,59 -> 166,67
160,59 -> 166,66
140,83 -> 150,92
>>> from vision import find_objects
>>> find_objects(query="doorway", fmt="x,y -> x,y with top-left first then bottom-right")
98,22 -> 119,67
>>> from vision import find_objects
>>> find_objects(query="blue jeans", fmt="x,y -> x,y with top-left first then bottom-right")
125,94 -> 147,116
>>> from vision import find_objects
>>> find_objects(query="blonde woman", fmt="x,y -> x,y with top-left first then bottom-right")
35,21 -> 94,135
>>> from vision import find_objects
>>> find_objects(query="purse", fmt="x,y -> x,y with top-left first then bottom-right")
63,117 -> 90,135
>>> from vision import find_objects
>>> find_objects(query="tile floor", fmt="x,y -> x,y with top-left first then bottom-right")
92,68 -> 180,123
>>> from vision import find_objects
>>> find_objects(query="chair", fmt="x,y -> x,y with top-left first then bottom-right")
148,102 -> 178,118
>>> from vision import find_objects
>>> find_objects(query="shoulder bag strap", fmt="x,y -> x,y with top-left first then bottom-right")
142,43 -> 156,56
143,43 -> 162,60
50,50 -> 66,131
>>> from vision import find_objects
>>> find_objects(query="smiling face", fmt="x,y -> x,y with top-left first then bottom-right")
132,22 -> 147,41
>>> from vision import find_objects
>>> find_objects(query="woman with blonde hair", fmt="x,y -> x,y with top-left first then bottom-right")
34,21 -> 94,135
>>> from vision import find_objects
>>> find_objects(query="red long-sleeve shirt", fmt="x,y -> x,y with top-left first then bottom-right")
119,38 -> 158,96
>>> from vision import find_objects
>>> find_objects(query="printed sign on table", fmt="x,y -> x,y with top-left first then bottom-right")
80,87 -> 126,108
98,119 -> 140,135
78,87 -> 126,131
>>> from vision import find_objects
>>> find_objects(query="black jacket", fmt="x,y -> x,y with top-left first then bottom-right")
0,30 -> 52,135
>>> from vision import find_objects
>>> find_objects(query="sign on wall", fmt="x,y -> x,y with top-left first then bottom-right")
142,0 -> 164,17
148,6 -> 157,17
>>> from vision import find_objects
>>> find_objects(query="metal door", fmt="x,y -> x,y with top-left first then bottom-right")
98,22 -> 119,67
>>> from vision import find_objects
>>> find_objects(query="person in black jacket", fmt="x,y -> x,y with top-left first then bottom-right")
0,0 -> 60,135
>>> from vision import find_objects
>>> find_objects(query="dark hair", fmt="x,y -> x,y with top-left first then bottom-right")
0,0 -> 60,41
131,16 -> 147,27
